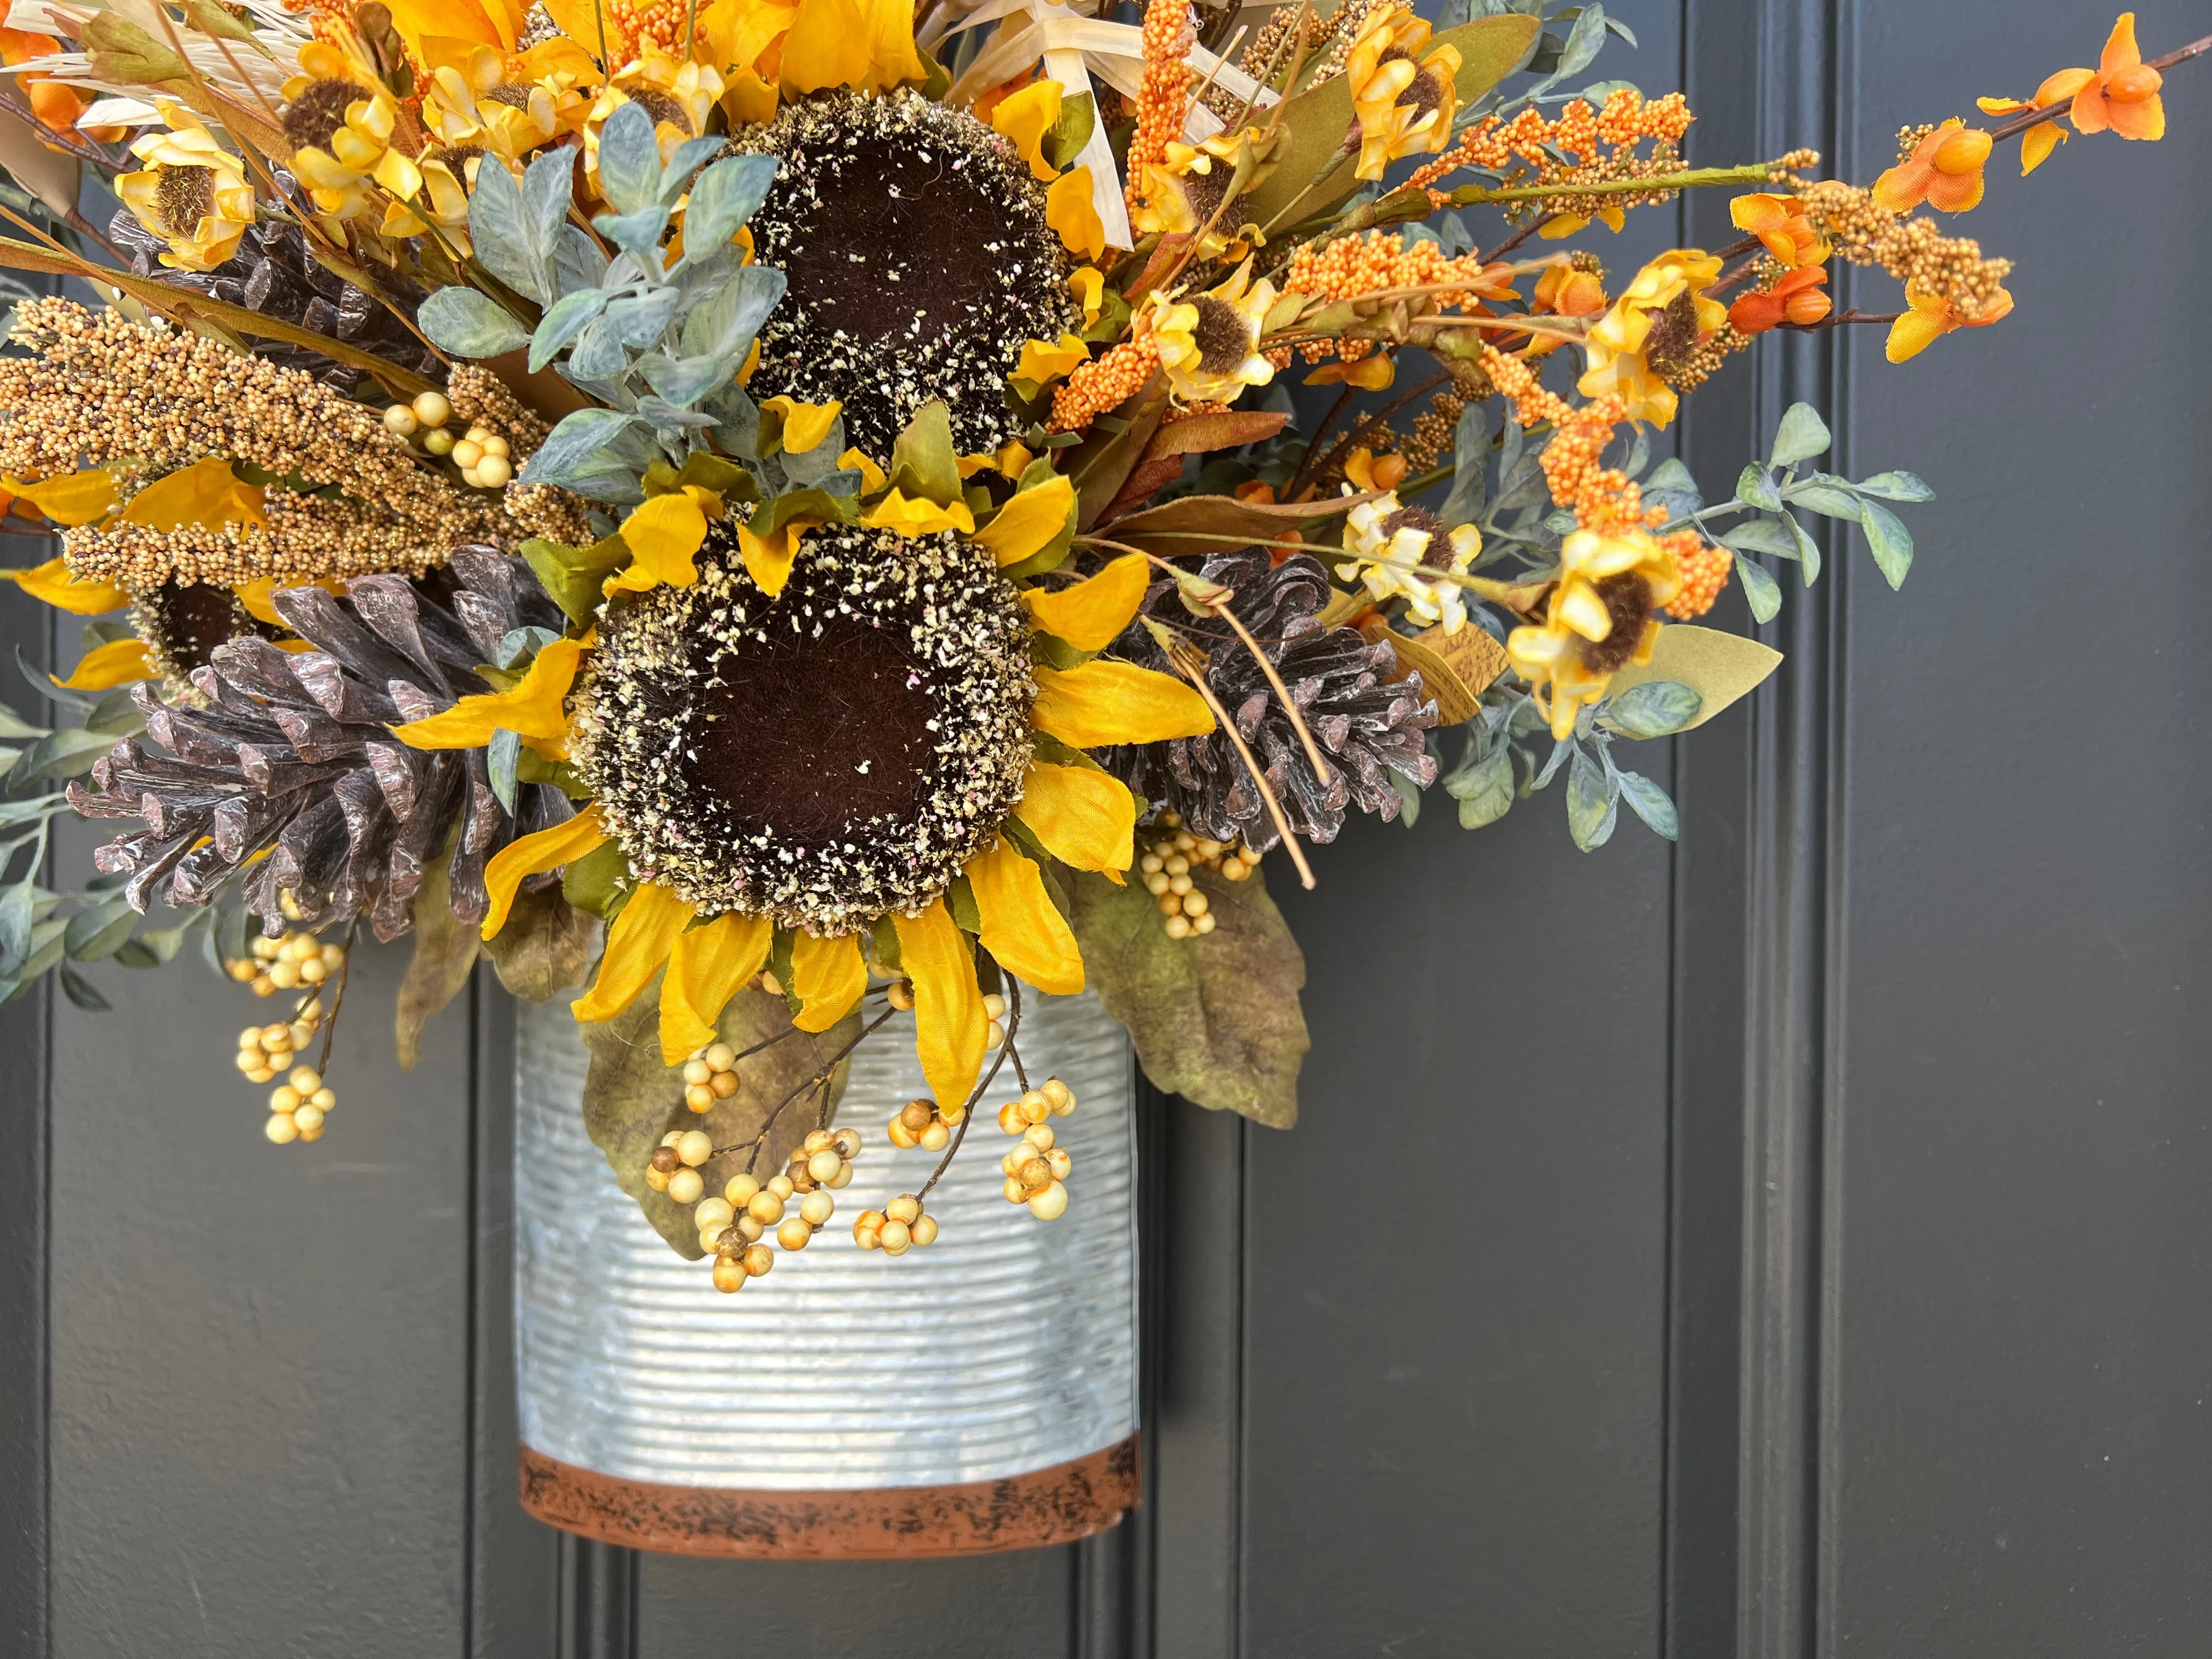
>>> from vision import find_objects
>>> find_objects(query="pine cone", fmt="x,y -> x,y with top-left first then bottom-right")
1099,552 -> 1439,850
69,549 -> 573,940
108,200 -> 442,393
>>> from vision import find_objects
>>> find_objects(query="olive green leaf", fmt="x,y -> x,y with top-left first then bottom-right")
580,979 -> 860,1257
1067,865 -> 1308,1128
1603,624 -> 1782,731
483,884 -> 598,1001
396,846 -> 481,1070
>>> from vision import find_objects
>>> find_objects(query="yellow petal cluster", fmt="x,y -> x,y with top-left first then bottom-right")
114,103 -> 257,273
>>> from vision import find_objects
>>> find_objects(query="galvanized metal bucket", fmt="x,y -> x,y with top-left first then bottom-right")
511,988 -> 1140,1558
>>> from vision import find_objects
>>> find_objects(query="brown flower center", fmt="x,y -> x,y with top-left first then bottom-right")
623,87 -> 692,134
154,165 -> 215,236
1381,505 -> 1451,568
1190,295 -> 1253,375
483,82 -> 539,110
1577,573 -> 1655,674
1397,64 -> 1448,116
691,611 -> 938,844
1642,289 -> 1703,379
281,78 -> 364,153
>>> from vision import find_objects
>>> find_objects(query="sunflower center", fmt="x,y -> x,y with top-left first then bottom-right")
576,520 -> 1036,933
1397,64 -> 1448,115
623,87 -> 692,134
154,165 -> 215,235
1642,290 -> 1703,378
1382,504 -> 1451,568
483,82 -> 538,110
141,579 -> 269,678
734,90 -> 1076,456
692,611 -> 938,842
1190,296 -> 1252,374
1177,161 -> 1231,224
281,78 -> 363,152
1579,573 -> 1654,673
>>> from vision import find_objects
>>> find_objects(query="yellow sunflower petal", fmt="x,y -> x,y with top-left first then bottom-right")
760,394 -> 843,454
391,634 -> 587,755
571,879 -> 695,1024
989,79 -> 1062,183
891,898 -> 986,1112
4,468 -> 117,526
119,458 -> 268,534
1011,760 -> 1137,876
660,911 -> 774,1063
2,556 -> 126,615
838,446 -> 888,493
482,804 -> 607,940
606,487 -> 715,594
966,837 -> 1083,995
1020,552 -> 1149,651
736,516 -> 815,597
54,637 -> 151,690
860,488 -> 976,537
790,928 -> 867,1034
1046,165 -> 1105,262
1032,659 -> 1215,747
974,473 -> 1075,567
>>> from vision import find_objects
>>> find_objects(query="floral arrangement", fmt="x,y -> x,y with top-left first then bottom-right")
0,0 -> 2194,1286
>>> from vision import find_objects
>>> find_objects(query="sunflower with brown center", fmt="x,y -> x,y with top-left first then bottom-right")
729,88 -> 1078,457
114,104 -> 257,273
470,510 -> 1216,1110
1506,527 -> 1685,738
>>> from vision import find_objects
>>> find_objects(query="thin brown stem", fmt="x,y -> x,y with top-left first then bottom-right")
726,1006 -> 898,1171
1479,213 -> 1558,264
1283,381 -> 1360,499
1148,623 -> 1317,889
312,918 -> 359,1075
918,978 -> 1017,1201
1305,368 -> 1451,495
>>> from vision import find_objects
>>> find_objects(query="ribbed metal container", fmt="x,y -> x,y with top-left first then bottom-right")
513,989 -> 1138,1492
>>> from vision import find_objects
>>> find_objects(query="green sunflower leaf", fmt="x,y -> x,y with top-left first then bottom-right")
1066,864 -> 1308,1128
886,400 -> 962,506
483,885 -> 597,1001
521,533 -> 630,626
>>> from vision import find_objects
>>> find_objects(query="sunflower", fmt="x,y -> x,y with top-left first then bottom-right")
1131,128 -> 1277,259
583,46 -> 724,185
381,150 -> 479,253
114,104 -> 258,273
281,40 -> 417,219
1144,258 -> 1279,405
1506,527 -> 1685,738
472,514 -> 1214,1109
1576,249 -> 1728,428
420,40 -> 571,162
730,88 -> 1078,456
130,578 -> 285,686
1338,494 -> 1481,633
1347,4 -> 1463,182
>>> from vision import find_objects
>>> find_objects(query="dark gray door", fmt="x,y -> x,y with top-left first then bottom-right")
6,1 -> 2209,1655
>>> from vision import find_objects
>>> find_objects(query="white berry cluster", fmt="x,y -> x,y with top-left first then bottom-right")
997,1075 -> 1076,1219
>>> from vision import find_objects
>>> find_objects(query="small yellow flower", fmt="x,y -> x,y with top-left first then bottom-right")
585,48 -> 725,187
420,40 -> 567,163
1884,280 -> 2015,363
1577,249 -> 1726,427
281,41 -> 416,220
1132,129 -> 1274,258
114,103 -> 257,273
380,151 -> 479,253
1338,492 -> 1481,633
1144,259 -> 1278,405
1872,119 -> 1994,215
1508,528 -> 1684,738
1347,4 -> 1462,182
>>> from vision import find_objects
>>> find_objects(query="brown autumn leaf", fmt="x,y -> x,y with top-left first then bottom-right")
395,847 -> 480,1071
1069,380 -> 1169,529
1099,488 -> 1372,558
482,883 -> 599,1000
1066,864 -> 1308,1128
1143,410 -> 1291,461
580,978 -> 862,1258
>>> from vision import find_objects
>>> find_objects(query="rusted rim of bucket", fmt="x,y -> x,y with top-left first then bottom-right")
518,1436 -> 1139,1559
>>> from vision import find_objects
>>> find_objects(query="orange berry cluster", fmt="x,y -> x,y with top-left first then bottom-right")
887,1093 -> 965,1152
1481,346 -> 1658,537
1125,0 -> 1196,219
1409,90 -> 1695,195
854,1192 -> 940,1256
1049,335 -> 1162,432
1666,539 -> 1731,619
996,1076 -> 1076,1219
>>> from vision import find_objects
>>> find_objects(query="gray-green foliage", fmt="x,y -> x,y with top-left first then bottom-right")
416,106 -> 793,507
1658,402 -> 1936,622
0,640 -> 213,1006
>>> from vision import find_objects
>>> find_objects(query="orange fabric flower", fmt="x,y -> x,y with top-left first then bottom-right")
1979,12 -> 2165,172
1885,280 -> 2015,363
2067,12 -> 2165,140
1728,265 -> 1830,335
1729,194 -> 1829,266
1872,119 -> 1994,215
0,29 -> 97,135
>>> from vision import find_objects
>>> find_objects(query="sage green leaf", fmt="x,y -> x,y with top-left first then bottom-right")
1044,92 -> 1096,171
1600,679 -> 1701,738
417,287 -> 531,359
396,847 -> 480,1070
1784,480 -> 1863,519
580,979 -> 858,1257
521,533 -> 629,626
1066,865 -> 1307,1128
483,884 -> 598,1000
1737,464 -> 1782,511
1857,500 -> 1914,589
1851,470 -> 1934,503
885,400 -> 962,506
1613,767 -> 1679,839
62,894 -> 135,961
1721,518 -> 1801,559
81,13 -> 190,83
1445,740 -> 1515,828
1768,402 -> 1831,467
1735,552 -> 1781,623
1605,624 -> 1782,729
1565,746 -> 1616,850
